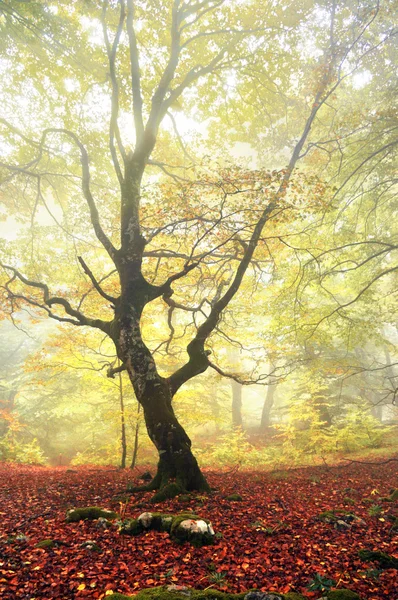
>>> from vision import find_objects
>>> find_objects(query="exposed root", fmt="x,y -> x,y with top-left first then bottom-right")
127,470 -> 162,494
127,453 -> 210,503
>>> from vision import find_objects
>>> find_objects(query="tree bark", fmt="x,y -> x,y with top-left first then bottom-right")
117,301 -> 209,499
132,379 -> 209,500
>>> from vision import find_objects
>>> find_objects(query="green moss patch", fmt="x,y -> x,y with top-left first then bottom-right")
178,494 -> 192,502
66,506 -> 118,523
106,587 -> 306,600
35,539 -> 57,549
150,483 -> 183,503
358,549 -> 398,569
225,493 -> 243,501
318,510 -> 338,523
343,497 -> 356,505
385,488 -> 398,502
326,590 -> 360,600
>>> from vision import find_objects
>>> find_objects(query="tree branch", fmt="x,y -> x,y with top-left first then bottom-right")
42,128 -> 118,263
1,264 -> 112,334
102,0 -> 127,183
77,256 -> 118,304
126,0 -> 144,144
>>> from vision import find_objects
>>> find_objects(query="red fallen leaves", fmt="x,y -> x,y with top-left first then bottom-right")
0,461 -> 397,599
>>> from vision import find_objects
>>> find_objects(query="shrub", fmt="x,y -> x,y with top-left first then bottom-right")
0,432 -> 46,464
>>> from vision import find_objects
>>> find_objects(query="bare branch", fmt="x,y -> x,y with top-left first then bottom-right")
77,256 -> 118,304
126,0 -> 144,144
101,0 -> 127,183
1,263 -> 112,334
44,128 -> 118,263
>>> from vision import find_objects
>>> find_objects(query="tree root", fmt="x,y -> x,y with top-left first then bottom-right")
126,470 -> 162,494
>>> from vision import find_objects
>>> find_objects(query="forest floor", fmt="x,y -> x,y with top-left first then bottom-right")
0,459 -> 397,600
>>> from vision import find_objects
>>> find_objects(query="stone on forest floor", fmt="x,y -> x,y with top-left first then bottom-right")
358,549 -> 398,568
96,516 -> 113,528
120,512 -> 215,546
66,506 -> 118,522
335,519 -> 351,531
80,540 -> 101,551
170,515 -> 215,546
105,587 -> 306,600
318,510 -> 363,528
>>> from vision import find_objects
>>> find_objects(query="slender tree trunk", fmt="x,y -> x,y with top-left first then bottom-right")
231,379 -> 243,429
130,401 -> 140,469
118,362 -> 127,469
384,347 -> 398,415
260,365 -> 277,432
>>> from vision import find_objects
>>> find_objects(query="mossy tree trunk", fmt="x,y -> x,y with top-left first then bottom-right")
112,231 -> 211,497
120,334 -> 210,498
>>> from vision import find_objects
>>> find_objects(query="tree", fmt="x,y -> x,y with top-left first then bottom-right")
0,0 -> 395,499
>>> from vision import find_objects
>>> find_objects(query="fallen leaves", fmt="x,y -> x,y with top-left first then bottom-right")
0,462 -> 397,599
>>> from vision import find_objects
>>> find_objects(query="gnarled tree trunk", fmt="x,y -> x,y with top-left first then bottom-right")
116,296 -> 210,501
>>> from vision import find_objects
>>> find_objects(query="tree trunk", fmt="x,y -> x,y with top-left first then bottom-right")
231,379 -> 243,429
118,364 -> 127,469
130,401 -> 140,469
260,366 -> 277,432
118,308 -> 209,499
138,379 -> 210,501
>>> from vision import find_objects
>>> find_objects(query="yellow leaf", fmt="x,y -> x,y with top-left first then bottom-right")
77,583 -> 86,591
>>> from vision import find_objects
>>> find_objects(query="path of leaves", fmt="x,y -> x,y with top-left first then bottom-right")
0,461 -> 397,599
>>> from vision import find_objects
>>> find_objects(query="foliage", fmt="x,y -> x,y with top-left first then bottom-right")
275,401 -> 393,463
200,428 -> 264,469
0,0 -> 396,489
0,430 -> 46,464
307,573 -> 336,592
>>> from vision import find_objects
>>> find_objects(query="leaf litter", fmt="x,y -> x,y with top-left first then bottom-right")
0,460 -> 397,599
